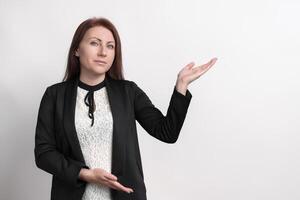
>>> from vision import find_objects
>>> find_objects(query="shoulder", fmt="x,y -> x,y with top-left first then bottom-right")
108,78 -> 143,99
121,79 -> 142,93
48,81 -> 67,89
107,77 -> 138,90
47,81 -> 67,91
42,80 -> 69,98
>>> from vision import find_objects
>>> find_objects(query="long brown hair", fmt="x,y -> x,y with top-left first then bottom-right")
62,17 -> 124,81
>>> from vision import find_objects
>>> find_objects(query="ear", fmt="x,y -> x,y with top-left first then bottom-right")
75,49 -> 79,57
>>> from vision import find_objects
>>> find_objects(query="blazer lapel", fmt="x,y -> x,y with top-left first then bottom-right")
63,75 -> 125,177
105,75 -> 126,177
63,77 -> 85,163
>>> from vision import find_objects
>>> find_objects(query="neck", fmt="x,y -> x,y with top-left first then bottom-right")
79,71 -> 106,86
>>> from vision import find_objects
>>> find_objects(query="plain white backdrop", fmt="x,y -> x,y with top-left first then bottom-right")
1,0 -> 300,199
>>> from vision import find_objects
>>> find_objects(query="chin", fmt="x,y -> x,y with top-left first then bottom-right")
93,68 -> 109,75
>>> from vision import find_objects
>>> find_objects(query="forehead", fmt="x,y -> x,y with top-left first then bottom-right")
84,26 -> 115,42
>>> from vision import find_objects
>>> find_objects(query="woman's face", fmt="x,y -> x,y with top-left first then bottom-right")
75,26 -> 115,76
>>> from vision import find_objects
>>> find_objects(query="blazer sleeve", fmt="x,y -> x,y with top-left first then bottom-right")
132,82 -> 192,143
34,86 -> 89,188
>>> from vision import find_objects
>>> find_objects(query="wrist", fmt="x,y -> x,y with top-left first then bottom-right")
175,80 -> 188,96
79,168 -> 93,182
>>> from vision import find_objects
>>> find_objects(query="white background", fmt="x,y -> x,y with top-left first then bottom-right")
1,0 -> 300,199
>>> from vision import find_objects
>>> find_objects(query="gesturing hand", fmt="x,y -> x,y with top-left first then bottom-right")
79,168 -> 134,194
175,57 -> 218,95
178,57 -> 217,85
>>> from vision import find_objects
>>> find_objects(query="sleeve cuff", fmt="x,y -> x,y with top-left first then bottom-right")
74,162 -> 90,188
173,86 -> 192,100
170,86 -> 192,114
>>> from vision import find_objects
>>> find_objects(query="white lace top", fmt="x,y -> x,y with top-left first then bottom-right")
74,81 -> 113,200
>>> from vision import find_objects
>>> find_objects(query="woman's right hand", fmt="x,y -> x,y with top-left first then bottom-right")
79,168 -> 134,194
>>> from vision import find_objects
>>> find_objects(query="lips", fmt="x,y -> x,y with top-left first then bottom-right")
94,60 -> 107,64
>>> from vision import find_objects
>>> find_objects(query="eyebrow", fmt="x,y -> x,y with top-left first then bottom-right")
88,37 -> 115,43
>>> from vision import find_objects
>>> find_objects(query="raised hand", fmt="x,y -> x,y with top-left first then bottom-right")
175,57 -> 218,95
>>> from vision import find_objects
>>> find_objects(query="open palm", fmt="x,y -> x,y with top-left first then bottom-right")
178,57 -> 218,85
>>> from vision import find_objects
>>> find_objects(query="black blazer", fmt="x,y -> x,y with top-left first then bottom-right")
34,74 -> 192,200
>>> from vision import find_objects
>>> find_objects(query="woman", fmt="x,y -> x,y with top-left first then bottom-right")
34,17 -> 217,200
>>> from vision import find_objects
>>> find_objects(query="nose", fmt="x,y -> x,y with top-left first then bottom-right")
97,45 -> 107,57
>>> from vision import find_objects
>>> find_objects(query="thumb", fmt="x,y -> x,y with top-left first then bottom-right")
185,62 -> 195,69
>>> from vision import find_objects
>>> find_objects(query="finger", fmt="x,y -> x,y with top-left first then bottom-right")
198,58 -> 216,72
106,181 -> 119,190
111,181 -> 134,193
104,173 -> 118,181
204,58 -> 217,71
101,179 -> 118,190
209,57 -> 218,66
197,63 -> 213,77
190,61 -> 215,81
187,58 -> 217,71
180,62 -> 196,76
211,57 -> 218,62
103,180 -> 131,193
184,62 -> 195,69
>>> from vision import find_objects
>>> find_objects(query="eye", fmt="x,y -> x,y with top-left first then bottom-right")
107,44 -> 115,49
90,41 -> 99,46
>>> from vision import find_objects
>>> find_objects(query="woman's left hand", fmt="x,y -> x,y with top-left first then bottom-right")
175,57 -> 218,95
